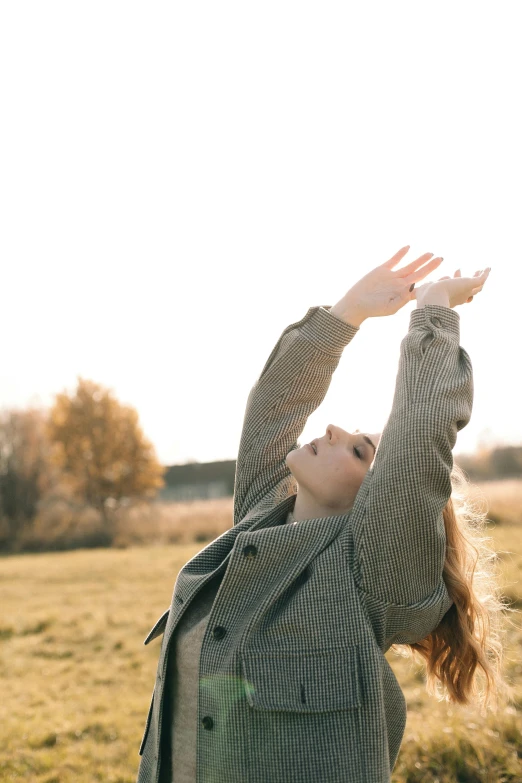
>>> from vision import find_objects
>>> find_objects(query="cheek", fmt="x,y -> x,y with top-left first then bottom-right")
328,455 -> 354,481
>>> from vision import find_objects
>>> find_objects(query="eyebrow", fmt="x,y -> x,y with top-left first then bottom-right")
360,434 -> 377,456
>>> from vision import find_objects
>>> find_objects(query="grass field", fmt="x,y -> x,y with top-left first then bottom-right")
1,480 -> 521,782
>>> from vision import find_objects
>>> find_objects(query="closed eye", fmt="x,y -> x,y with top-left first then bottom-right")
353,446 -> 362,460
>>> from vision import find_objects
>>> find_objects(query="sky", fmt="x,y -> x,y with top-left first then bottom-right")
0,2 -> 520,466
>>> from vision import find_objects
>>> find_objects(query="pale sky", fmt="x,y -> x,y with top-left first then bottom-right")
0,3 -> 520,466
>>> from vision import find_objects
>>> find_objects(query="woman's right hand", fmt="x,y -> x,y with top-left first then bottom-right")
415,267 -> 491,309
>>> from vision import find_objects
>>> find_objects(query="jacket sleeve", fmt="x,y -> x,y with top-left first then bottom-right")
233,305 -> 359,526
351,304 -> 473,609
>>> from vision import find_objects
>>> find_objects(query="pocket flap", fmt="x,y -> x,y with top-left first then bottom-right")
240,647 -> 361,712
143,609 -> 170,645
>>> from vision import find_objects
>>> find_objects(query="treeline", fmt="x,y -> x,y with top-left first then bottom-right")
456,445 -> 522,482
0,377 -> 165,553
2,375 -> 520,555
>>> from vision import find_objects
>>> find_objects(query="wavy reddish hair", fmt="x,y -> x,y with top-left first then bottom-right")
390,462 -> 516,711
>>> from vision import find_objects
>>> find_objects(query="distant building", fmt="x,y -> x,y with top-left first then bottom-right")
157,460 -> 236,502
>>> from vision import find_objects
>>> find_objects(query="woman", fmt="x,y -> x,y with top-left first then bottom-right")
137,247 -> 504,783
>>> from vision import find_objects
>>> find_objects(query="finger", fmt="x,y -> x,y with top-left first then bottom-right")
391,251 -> 440,275
459,268 -> 490,279
470,274 -> 489,293
402,256 -> 444,286
473,269 -> 491,284
381,245 -> 412,270
461,269 -> 490,283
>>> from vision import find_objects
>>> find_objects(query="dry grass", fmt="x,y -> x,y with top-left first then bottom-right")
112,497 -> 234,548
16,474 -> 522,553
114,476 -> 522,548
0,480 -> 520,782
466,477 -> 522,527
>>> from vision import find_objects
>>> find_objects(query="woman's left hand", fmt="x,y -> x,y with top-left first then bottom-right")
330,246 -> 444,325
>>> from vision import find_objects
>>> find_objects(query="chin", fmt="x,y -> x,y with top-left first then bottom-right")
285,449 -> 301,475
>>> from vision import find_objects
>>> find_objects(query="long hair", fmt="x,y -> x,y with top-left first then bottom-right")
390,462 -> 516,712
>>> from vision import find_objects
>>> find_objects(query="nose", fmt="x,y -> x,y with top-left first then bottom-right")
326,424 -> 340,443
326,424 -> 358,442
326,425 -> 381,449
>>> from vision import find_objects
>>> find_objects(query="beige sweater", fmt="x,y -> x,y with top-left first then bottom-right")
159,508 -> 297,782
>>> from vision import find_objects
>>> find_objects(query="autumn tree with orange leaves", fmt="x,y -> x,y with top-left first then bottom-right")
46,378 -> 165,532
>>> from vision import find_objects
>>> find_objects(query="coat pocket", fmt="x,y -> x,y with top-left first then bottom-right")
240,646 -> 361,713
138,690 -> 155,756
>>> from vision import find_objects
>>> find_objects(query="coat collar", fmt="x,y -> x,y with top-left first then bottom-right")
156,491 -> 355,651
177,492 -> 351,596
235,495 -> 352,653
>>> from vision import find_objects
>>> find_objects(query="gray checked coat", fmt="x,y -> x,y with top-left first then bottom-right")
137,302 -> 473,783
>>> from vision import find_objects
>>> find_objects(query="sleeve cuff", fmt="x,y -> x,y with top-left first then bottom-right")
299,306 -> 360,355
409,304 -> 460,342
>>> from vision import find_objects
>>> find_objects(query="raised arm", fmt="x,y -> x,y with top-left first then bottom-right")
232,246 -> 451,528
233,306 -> 359,526
350,302 -> 474,607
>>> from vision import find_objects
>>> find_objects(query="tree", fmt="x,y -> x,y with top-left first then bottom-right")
46,378 -> 165,533
0,407 -> 56,547
490,445 -> 522,479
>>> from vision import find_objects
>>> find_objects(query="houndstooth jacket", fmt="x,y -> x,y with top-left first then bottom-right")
136,302 -> 473,783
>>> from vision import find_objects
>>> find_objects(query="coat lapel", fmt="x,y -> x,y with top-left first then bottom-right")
157,494 -> 351,650
235,504 -> 350,653
169,494 -> 298,606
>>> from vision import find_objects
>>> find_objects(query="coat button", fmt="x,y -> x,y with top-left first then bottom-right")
202,716 -> 214,730
213,626 -> 226,640
243,544 -> 257,558
432,317 -> 442,327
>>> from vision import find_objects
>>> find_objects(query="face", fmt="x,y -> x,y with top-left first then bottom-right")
285,424 -> 381,514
